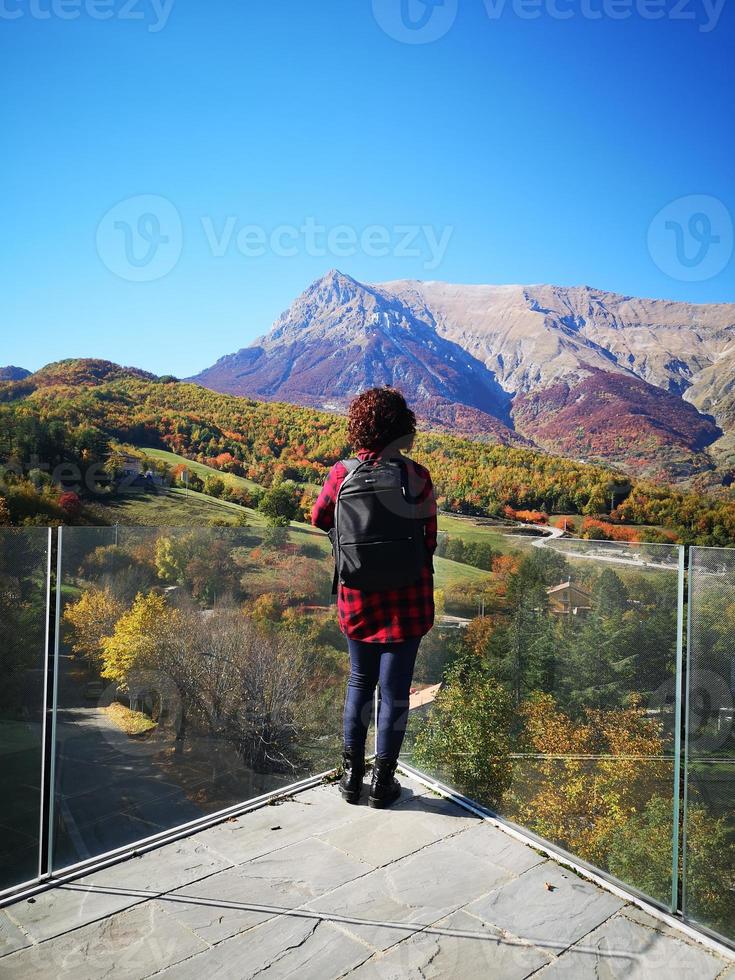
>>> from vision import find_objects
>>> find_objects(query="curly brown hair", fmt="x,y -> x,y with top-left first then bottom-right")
347,387 -> 417,453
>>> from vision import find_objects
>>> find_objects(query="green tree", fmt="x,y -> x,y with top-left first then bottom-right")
204,475 -> 225,498
606,795 -> 735,924
414,652 -> 514,808
558,598 -> 637,715
445,538 -> 466,563
593,568 -> 629,618
258,482 -> 300,526
502,554 -> 560,704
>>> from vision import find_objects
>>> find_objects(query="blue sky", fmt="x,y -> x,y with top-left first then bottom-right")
2,0 -> 733,377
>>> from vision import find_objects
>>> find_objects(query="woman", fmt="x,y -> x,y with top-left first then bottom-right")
311,387 -> 437,808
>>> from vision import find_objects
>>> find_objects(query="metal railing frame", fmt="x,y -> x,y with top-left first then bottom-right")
1,528 -> 734,957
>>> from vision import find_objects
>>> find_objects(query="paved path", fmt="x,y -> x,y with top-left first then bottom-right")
51,652 -> 206,867
1,773 -> 732,979
530,523 -> 566,548
524,523 -> 680,571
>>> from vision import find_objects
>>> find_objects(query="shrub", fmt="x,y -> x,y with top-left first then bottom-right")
58,491 -> 82,520
258,482 -> 300,526
414,652 -> 514,808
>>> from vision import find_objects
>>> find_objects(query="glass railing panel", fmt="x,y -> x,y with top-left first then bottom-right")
52,524 -> 343,871
0,527 -> 50,891
405,532 -> 684,909
684,546 -> 735,943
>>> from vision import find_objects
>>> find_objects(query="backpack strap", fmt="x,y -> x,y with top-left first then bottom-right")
388,456 -> 413,501
331,459 -> 362,595
335,458 -> 363,500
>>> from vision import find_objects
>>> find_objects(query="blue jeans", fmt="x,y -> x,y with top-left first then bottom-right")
344,637 -> 421,763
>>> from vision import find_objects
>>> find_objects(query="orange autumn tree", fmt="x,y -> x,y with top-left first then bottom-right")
491,554 -> 519,592
581,517 -> 640,542
504,506 -> 548,524
464,616 -> 495,657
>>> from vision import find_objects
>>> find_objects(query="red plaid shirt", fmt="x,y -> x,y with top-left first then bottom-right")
312,450 -> 437,643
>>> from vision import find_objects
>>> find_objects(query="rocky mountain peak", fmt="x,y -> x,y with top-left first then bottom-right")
192,272 -> 735,483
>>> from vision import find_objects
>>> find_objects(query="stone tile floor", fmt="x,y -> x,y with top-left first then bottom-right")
1,773 -> 733,979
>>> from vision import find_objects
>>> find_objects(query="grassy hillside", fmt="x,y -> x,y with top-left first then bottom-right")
140,448 -> 262,493
87,488 -> 262,527
438,512 -> 524,554
3,358 -> 735,545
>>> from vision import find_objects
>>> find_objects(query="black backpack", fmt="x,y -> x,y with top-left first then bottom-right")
329,456 -> 428,593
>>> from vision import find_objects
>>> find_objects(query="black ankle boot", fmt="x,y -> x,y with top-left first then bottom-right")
339,748 -> 365,804
368,758 -> 401,809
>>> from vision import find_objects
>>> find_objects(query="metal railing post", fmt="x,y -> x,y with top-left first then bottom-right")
680,545 -> 695,917
670,544 -> 686,913
46,525 -> 63,875
37,527 -> 54,880
374,685 -> 379,759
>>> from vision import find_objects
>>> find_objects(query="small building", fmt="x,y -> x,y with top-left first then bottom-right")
115,453 -> 166,488
437,614 -> 471,630
409,682 -> 442,711
546,581 -> 592,617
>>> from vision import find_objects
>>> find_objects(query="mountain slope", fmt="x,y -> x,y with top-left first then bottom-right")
193,271 -> 734,483
0,366 -> 30,382
6,357 -> 735,544
512,368 -> 720,479
390,280 -> 733,396
195,270 -> 525,444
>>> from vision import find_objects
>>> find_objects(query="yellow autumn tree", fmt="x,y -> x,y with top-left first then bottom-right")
298,486 -> 318,523
464,615 -> 494,656
63,587 -> 125,667
249,592 -> 283,623
510,693 -> 667,869
154,536 -> 187,585
433,588 -> 446,620
100,592 -> 179,686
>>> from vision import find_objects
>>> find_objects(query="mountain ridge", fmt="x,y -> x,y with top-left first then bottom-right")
0,366 -> 31,382
192,271 -> 734,484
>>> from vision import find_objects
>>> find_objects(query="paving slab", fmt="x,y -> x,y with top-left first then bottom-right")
0,911 -> 32,957
85,836 -> 232,893
161,837 -> 373,944
345,907 -> 551,979
3,775 -> 731,979
621,902 -> 732,959
537,909 -> 730,978
157,878 -> 273,945
443,822 -> 546,878
5,837 -> 230,943
319,791 -> 479,867
468,860 -> 624,954
150,915 -> 371,979
0,901 -> 207,980
307,823 -> 524,952
4,881 -> 149,946
186,784 -> 372,866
